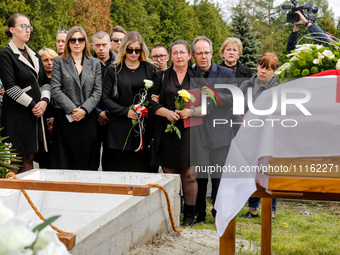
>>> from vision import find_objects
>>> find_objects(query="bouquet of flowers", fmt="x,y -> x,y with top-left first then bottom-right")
276,41 -> 340,80
165,89 -> 196,139
0,203 -> 70,255
123,79 -> 153,151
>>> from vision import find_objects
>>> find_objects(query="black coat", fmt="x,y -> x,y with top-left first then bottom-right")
220,60 -> 252,86
0,41 -> 50,153
101,61 -> 156,150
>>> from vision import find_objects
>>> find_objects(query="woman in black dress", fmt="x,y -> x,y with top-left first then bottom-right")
101,31 -> 156,172
0,13 -> 51,173
149,40 -> 209,226
50,26 -> 102,170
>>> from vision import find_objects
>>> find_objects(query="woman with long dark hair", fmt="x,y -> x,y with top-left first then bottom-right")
0,13 -> 50,173
50,26 -> 102,170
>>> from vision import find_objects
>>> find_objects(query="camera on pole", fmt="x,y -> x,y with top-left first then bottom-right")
281,0 -> 318,23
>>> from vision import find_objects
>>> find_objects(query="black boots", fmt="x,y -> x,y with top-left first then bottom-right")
182,204 -> 196,226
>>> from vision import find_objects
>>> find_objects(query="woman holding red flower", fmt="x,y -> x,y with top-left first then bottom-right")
149,40 -> 210,226
101,31 -> 156,172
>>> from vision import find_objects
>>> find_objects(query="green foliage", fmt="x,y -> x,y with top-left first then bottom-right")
230,4 -> 260,72
0,0 -> 74,51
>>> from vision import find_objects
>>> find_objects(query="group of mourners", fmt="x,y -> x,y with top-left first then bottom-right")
2,11 -> 329,226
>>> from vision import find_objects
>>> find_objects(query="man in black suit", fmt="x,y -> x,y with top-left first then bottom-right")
92,31 -> 116,170
192,36 -> 236,223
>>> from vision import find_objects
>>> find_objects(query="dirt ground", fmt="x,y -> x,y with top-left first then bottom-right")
126,228 -> 256,255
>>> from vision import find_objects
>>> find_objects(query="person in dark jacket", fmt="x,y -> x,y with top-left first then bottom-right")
149,40 -> 210,226
50,26 -> 102,170
101,31 -> 156,172
238,52 -> 280,220
220,37 -> 252,86
191,36 -> 236,223
0,13 -> 51,173
286,11 -> 331,52
91,31 -> 115,170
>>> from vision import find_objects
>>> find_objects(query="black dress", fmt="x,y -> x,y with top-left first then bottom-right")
155,68 -> 209,170
101,61 -> 157,172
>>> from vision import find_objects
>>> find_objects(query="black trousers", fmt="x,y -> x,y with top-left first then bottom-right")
196,145 -> 230,220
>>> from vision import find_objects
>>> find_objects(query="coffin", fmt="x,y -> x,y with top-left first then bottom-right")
0,170 -> 180,255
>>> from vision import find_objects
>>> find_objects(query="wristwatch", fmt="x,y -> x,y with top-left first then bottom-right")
305,21 -> 311,27
191,108 -> 196,117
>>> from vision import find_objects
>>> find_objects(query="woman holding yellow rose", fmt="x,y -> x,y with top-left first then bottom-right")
149,40 -> 210,226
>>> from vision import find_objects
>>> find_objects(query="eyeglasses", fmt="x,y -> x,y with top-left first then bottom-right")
111,38 -> 123,43
193,51 -> 212,57
15,24 -> 33,31
172,52 -> 188,57
126,48 -> 142,54
58,28 -> 69,33
150,54 -> 168,60
69,37 -> 86,44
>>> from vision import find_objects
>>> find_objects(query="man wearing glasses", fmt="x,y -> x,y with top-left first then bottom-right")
150,44 -> 169,71
109,26 -> 126,57
56,29 -> 69,55
192,36 -> 236,223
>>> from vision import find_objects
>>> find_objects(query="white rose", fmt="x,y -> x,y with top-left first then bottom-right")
336,59 -> 340,69
143,79 -> 153,89
33,226 -> 70,255
36,243 -> 70,255
0,218 -> 36,253
0,202 -> 14,225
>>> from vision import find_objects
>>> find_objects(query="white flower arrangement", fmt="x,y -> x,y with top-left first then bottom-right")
0,203 -> 70,255
277,42 -> 340,79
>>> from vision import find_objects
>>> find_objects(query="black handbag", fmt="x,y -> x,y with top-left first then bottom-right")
111,65 -> 118,99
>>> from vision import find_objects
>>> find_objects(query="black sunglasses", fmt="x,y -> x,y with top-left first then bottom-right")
126,48 -> 142,54
111,38 -> 123,43
69,37 -> 86,44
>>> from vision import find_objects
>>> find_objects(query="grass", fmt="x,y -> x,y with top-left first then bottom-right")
187,199 -> 340,255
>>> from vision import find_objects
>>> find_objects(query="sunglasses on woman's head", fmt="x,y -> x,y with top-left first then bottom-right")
126,48 -> 142,54
69,37 -> 86,44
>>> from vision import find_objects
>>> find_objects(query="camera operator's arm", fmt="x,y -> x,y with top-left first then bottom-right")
287,11 -> 330,51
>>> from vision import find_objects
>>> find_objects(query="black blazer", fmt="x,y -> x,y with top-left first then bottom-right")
101,61 -> 156,150
0,40 -> 50,153
149,66 -> 211,151
201,61 -> 237,148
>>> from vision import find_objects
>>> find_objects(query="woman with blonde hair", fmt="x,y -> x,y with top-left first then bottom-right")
50,26 -> 102,170
38,47 -> 58,79
220,37 -> 252,83
101,31 -> 156,172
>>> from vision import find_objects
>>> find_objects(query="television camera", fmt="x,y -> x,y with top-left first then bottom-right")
281,0 -> 318,24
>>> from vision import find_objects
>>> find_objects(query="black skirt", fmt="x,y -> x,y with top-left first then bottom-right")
49,108 -> 98,170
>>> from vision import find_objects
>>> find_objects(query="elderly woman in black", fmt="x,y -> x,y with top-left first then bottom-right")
149,40 -> 209,226
0,13 -> 50,173
101,31 -> 156,172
